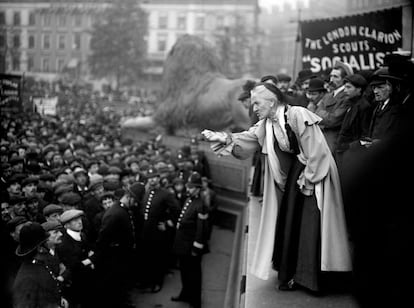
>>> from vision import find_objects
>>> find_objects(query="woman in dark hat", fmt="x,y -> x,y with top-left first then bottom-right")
202,82 -> 351,293
13,222 -> 68,308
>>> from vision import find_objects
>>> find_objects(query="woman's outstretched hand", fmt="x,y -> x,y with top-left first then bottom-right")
201,129 -> 228,144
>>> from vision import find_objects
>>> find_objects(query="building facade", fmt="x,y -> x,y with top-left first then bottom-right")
0,0 -> 259,82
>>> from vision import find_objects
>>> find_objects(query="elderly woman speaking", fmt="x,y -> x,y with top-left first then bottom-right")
202,82 -> 351,292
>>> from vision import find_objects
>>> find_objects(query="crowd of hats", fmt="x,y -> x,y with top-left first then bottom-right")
1,81 -> 209,236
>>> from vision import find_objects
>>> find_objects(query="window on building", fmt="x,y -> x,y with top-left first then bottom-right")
216,15 -> 224,29
195,16 -> 205,31
74,14 -> 82,27
87,15 -> 94,27
0,12 -> 5,25
73,33 -> 81,50
27,56 -> 34,71
58,14 -> 66,27
158,14 -> 168,29
57,58 -> 65,72
57,34 -> 66,50
13,12 -> 20,26
177,15 -> 186,30
13,35 -> 20,48
12,56 -> 20,71
28,35 -> 35,49
43,14 -> 51,27
29,12 -> 36,26
157,34 -> 168,52
43,34 -> 50,49
42,58 -> 50,72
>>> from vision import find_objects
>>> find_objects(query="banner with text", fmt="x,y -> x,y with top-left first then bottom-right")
301,7 -> 402,74
33,96 -> 58,116
0,74 -> 22,113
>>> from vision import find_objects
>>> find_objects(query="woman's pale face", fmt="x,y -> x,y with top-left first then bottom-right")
251,96 -> 274,120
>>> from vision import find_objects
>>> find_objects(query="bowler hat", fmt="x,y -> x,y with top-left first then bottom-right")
307,78 -> 326,92
60,209 -> 84,225
370,67 -> 403,86
16,222 -> 48,256
296,69 -> 315,83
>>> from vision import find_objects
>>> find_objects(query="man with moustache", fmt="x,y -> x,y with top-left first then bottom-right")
314,61 -> 353,152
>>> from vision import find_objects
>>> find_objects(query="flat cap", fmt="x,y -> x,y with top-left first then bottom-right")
344,74 -> 368,89
41,221 -> 63,232
60,209 -> 84,225
88,178 -> 104,190
42,204 -> 64,217
276,73 -> 292,82
72,167 -> 87,176
39,173 -> 55,182
107,166 -> 122,174
54,183 -> 74,196
60,192 -> 81,206
21,176 -> 39,187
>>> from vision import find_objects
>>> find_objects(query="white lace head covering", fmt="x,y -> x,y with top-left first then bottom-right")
250,84 -> 277,102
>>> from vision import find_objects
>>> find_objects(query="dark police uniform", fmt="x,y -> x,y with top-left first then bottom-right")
138,187 -> 180,290
173,193 -> 209,308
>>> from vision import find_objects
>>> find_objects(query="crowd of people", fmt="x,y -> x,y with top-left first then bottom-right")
0,85 -> 217,308
203,52 -> 413,307
1,50 -> 413,308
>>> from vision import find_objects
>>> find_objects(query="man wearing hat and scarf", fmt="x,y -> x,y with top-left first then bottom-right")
13,222 -> 69,308
56,209 -> 95,308
171,171 -> 209,308
137,167 -> 180,293
94,182 -> 144,308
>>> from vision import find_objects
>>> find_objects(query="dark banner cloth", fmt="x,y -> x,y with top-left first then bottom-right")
301,7 -> 402,74
0,74 -> 22,113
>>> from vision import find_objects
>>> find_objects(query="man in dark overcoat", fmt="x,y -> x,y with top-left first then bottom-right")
171,172 -> 209,308
137,167 -> 180,292
56,209 -> 95,308
94,182 -> 144,308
